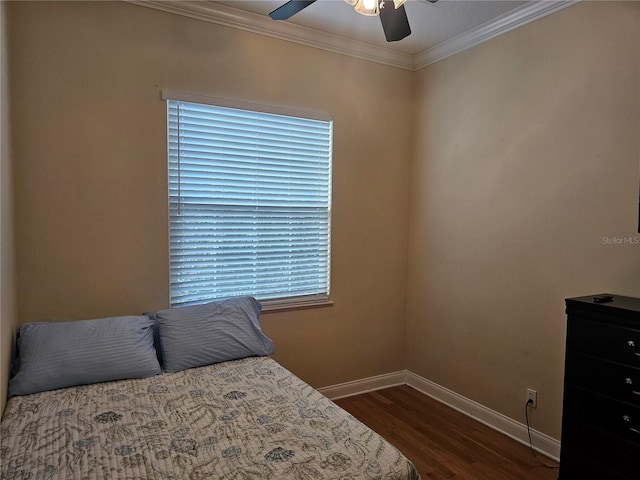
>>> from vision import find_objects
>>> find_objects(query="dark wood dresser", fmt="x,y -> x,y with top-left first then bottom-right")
560,294 -> 640,479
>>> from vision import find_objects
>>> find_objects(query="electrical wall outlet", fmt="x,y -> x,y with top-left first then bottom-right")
527,388 -> 537,408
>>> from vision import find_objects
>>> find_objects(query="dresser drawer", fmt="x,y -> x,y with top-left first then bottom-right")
560,452 -> 635,480
567,317 -> 640,368
565,353 -> 640,405
560,419 -> 640,479
564,387 -> 640,443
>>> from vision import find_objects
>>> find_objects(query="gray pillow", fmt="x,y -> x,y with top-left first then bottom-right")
9,315 -> 161,397
155,296 -> 274,373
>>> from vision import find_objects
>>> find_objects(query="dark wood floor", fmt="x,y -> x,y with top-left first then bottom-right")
334,385 -> 559,480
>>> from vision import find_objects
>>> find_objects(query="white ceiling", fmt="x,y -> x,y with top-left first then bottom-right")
131,0 -> 579,69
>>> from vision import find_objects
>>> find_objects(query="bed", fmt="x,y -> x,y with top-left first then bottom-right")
0,297 -> 420,480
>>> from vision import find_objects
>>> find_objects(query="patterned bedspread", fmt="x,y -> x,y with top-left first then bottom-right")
1,357 -> 420,480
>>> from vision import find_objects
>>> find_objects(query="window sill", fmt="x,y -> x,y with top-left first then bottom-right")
260,297 -> 334,314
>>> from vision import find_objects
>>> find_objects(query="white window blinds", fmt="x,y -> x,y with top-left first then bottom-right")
167,98 -> 332,307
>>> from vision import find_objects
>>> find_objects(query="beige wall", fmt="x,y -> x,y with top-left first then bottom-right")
1,0 -> 17,414
408,1 -> 640,438
5,0 -> 640,443
8,1 -> 412,389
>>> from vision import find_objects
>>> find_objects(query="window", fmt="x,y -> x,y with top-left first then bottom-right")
166,95 -> 332,309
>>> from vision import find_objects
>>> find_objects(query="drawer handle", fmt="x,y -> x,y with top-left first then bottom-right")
624,377 -> 640,395
627,340 -> 640,357
623,415 -> 640,434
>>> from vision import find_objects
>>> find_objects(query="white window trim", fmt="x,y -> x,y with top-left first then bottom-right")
260,294 -> 334,314
161,90 -> 332,123
164,91 -> 333,311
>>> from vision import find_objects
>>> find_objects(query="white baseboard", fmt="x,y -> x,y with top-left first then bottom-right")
317,371 -> 406,400
319,370 -> 560,462
405,371 -> 561,461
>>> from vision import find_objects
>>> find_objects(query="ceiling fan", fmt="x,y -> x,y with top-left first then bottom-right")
269,0 -> 437,43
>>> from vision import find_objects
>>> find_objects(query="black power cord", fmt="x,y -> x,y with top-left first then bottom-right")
525,399 -> 559,469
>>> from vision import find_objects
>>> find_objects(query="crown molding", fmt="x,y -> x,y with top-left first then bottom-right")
124,0 -> 416,70
125,0 -> 580,71
414,0 -> 581,69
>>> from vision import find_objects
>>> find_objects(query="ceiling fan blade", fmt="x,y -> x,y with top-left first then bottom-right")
379,3 -> 411,42
269,0 -> 317,21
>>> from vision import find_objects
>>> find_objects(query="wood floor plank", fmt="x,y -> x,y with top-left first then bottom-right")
335,385 -> 559,480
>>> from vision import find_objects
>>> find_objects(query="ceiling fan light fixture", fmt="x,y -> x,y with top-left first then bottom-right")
270,0 -> 412,42
354,0 -> 380,16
